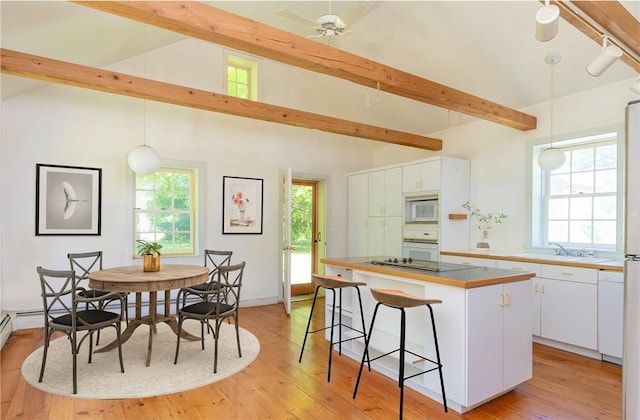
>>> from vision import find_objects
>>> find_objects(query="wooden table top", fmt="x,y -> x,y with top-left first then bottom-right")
88,264 -> 209,293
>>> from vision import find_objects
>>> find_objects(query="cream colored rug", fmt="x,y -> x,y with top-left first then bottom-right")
21,322 -> 259,399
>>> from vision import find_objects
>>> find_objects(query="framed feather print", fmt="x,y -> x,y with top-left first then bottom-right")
36,164 -> 102,235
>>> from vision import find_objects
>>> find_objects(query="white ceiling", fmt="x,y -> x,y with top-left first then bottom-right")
2,1 -> 639,136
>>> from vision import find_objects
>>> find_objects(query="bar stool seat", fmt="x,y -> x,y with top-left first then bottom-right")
299,274 -> 371,382
353,288 -> 447,418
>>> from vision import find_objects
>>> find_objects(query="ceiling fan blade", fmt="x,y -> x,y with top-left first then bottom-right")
275,9 -> 318,28
339,1 -> 374,26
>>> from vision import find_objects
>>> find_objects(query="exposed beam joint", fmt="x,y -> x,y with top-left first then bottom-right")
0,49 -> 442,151
75,1 -> 537,131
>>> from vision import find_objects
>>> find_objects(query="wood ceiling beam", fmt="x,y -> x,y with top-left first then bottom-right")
75,1 -> 537,131
0,49 -> 442,151
554,1 -> 640,72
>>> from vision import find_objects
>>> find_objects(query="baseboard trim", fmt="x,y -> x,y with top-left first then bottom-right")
1,313 -> 14,349
533,336 -> 601,360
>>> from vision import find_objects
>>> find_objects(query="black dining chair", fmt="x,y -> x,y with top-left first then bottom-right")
37,266 -> 125,394
68,251 -> 129,344
174,261 -> 245,373
178,250 -> 233,303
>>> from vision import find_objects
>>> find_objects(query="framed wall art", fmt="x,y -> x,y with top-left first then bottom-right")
222,176 -> 263,234
36,164 -> 102,235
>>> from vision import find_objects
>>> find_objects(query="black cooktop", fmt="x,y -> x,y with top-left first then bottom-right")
370,258 -> 477,272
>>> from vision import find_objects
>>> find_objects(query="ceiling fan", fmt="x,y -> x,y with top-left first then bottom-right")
276,1 -> 389,45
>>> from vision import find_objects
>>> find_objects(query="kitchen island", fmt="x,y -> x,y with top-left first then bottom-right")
321,256 -> 536,413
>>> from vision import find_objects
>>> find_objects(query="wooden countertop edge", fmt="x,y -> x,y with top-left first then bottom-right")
321,259 -> 535,289
440,251 -> 624,271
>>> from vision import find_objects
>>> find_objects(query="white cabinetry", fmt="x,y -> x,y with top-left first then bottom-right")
367,167 -> 402,256
440,254 -> 496,268
348,173 -> 369,257
367,216 -> 402,256
496,260 -> 542,336
598,270 -> 624,359
539,265 -> 598,350
403,160 -> 441,193
467,280 -> 532,404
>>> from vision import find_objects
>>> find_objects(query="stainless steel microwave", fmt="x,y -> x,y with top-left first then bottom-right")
405,196 -> 438,223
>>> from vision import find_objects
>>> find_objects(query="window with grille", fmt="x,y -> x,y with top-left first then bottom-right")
134,166 -> 197,256
226,52 -> 258,100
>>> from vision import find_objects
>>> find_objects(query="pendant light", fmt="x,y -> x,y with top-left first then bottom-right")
127,25 -> 160,175
535,0 -> 560,42
538,52 -> 566,171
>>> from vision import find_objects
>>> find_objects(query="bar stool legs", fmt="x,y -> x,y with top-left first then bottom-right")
353,288 -> 447,418
299,274 -> 371,382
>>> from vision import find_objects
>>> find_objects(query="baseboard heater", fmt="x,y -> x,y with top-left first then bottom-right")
1,313 -> 13,350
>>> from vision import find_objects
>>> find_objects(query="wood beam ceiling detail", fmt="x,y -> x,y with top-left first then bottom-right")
76,1 -> 537,131
0,49 -> 442,151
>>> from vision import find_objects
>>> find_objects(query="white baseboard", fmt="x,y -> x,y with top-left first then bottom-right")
1,313 -> 14,349
533,336 -> 601,360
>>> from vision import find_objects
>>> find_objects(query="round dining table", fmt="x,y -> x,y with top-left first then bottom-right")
88,264 -> 209,367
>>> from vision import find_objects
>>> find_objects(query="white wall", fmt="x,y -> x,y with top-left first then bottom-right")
374,78 -> 639,252
0,39 -> 377,323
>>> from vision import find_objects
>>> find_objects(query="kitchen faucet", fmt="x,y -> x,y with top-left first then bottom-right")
549,242 -> 571,256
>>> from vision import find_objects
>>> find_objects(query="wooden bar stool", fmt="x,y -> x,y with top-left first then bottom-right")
353,288 -> 447,418
298,274 -> 371,382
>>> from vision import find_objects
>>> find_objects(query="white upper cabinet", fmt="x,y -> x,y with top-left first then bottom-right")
403,160 -> 441,193
368,167 -> 402,217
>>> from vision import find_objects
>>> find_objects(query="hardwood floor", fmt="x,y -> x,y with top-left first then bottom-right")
2,299 -> 622,419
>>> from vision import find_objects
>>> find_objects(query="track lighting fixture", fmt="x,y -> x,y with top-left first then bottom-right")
535,0 -> 560,42
587,36 -> 622,77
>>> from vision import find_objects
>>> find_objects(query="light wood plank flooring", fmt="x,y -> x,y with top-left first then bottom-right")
2,299 -> 622,419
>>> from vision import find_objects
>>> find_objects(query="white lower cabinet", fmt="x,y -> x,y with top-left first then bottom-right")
598,270 -> 624,359
496,261 -> 542,336
539,265 -> 598,350
467,280 -> 532,404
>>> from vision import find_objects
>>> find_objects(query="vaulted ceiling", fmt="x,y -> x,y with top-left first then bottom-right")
2,1 -> 639,145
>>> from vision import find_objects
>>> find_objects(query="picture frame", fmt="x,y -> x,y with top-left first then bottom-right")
222,176 -> 263,234
36,164 -> 102,235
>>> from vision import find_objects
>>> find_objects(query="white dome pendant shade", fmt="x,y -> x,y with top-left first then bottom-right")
128,144 -> 160,175
535,2 -> 560,42
538,52 -> 566,172
538,147 -> 566,171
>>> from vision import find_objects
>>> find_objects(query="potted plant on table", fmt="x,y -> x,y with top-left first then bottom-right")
136,240 -> 162,272
462,202 -> 507,250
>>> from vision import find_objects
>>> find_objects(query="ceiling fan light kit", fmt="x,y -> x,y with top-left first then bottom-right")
535,2 -> 560,42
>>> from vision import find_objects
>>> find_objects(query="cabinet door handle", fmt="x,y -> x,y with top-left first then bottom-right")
535,283 -> 539,293
542,284 -> 546,294
500,292 -> 506,306
561,272 -> 574,276
506,292 -> 512,306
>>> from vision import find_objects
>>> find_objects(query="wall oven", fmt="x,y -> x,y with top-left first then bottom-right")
402,227 -> 439,262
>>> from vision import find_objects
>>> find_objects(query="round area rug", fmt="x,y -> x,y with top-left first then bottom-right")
21,322 -> 260,399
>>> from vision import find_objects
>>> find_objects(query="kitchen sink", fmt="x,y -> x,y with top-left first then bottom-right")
509,253 -> 611,263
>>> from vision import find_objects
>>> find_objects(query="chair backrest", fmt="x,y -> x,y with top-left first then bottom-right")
214,262 -> 245,308
37,266 -> 77,327
68,251 -> 103,281
204,250 -> 232,279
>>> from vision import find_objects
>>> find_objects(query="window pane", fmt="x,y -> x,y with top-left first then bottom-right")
595,169 -> 616,193
227,66 -> 236,79
549,174 -> 570,195
228,82 -> 237,96
595,144 -> 616,169
174,192 -> 190,210
571,172 -> 593,194
548,221 -> 568,242
594,196 -> 616,219
237,68 -> 249,84
237,85 -> 249,99
572,148 -> 593,171
176,213 -> 191,231
174,174 -> 190,191
569,220 -> 592,243
136,190 -> 155,208
570,196 -> 592,219
548,198 -> 568,219
594,221 -> 616,244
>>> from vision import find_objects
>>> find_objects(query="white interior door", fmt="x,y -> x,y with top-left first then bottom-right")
281,168 -> 292,314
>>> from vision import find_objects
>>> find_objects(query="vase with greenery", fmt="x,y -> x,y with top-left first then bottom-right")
462,202 -> 507,250
136,240 -> 162,272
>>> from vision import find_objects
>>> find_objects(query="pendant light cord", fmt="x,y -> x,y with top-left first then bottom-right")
550,57 -> 554,148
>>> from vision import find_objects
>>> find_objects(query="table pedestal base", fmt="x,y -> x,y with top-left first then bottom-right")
95,290 -> 199,366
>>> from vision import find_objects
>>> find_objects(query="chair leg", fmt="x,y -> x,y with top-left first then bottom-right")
427,304 -> 448,413
353,303 -> 381,399
298,285 -> 321,363
399,308 -> 406,420
327,288 -> 336,382
115,323 -> 125,373
38,329 -> 51,383
234,314 -> 242,358
72,332 -> 78,395
88,331 -> 94,364
354,286 -> 371,372
214,319 -> 222,373
174,316 -> 184,364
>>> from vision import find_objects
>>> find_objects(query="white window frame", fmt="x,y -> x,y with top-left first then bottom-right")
224,50 -> 260,101
127,159 -> 205,258
526,125 -> 625,253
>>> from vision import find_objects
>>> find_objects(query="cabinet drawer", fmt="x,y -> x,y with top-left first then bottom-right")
441,255 -> 496,268
496,260 -> 541,277
541,265 -> 597,284
598,270 -> 624,283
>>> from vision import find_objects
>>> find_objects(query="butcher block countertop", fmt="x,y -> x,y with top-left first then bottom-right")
321,256 -> 535,289
440,250 -> 624,271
